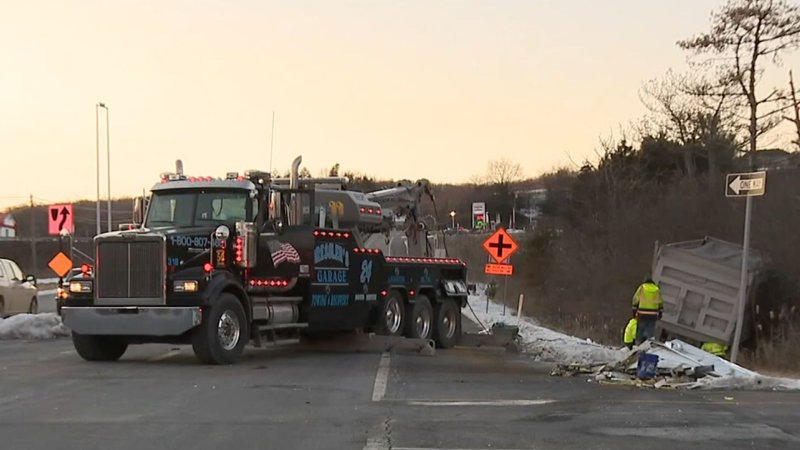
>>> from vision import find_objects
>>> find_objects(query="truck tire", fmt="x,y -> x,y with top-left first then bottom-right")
404,295 -> 433,340
192,293 -> 249,365
378,291 -> 405,336
72,332 -> 128,361
433,299 -> 461,348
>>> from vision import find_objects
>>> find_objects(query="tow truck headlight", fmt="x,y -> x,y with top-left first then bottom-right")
174,280 -> 199,293
68,280 -> 93,293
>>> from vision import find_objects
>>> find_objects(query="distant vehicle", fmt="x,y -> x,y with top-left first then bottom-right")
56,267 -> 91,316
0,258 -> 38,317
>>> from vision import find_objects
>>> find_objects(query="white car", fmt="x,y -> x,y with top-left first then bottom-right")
0,258 -> 38,317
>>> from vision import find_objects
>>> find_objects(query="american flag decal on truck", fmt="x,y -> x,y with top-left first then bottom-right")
267,241 -> 301,267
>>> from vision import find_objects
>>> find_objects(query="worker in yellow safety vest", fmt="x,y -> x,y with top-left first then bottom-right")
623,317 -> 638,349
631,278 -> 663,344
701,342 -> 728,358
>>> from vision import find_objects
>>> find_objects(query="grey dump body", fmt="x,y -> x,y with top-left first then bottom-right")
652,237 -> 763,345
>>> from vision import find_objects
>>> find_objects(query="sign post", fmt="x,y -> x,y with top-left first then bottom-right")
726,171 -> 766,364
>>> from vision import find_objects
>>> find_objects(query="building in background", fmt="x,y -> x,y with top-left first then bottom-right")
0,213 -> 16,238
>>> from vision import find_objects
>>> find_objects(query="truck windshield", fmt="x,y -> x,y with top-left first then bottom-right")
145,190 -> 254,228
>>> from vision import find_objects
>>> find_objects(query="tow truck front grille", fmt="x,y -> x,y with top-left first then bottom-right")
97,239 -> 164,303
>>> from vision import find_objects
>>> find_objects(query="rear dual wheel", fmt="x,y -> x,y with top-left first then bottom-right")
378,292 -> 461,347
378,291 -> 405,336
405,295 -> 433,340
433,299 -> 461,348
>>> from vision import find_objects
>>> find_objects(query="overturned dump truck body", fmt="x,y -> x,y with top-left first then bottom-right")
652,237 -> 764,346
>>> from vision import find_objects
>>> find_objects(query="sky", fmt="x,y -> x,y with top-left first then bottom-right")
2,0 -> 799,210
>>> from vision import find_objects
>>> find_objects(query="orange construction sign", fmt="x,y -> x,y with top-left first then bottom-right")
48,252 -> 72,278
482,228 -> 519,264
484,263 -> 513,276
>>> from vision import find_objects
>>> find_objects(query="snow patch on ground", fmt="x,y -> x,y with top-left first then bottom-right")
690,373 -> 800,391
0,313 -> 70,340
466,292 -> 627,365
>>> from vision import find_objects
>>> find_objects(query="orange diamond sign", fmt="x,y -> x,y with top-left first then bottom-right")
48,252 -> 73,278
482,227 -> 519,264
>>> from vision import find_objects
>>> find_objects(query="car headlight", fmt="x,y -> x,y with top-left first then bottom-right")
68,280 -> 93,293
173,280 -> 199,293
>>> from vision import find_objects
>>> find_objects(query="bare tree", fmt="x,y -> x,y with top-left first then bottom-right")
485,158 -> 523,186
786,70 -> 800,150
679,0 -> 800,166
641,70 -> 740,182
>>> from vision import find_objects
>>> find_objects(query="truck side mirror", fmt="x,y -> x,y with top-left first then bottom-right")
133,197 -> 145,226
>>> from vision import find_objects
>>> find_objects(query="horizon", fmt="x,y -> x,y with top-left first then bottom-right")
2,0 -> 799,210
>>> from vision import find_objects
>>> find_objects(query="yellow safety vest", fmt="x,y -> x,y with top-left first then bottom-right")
701,342 -> 728,357
632,282 -> 663,315
623,318 -> 638,346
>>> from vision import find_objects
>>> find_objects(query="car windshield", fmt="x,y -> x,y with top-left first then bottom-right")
145,190 -> 254,228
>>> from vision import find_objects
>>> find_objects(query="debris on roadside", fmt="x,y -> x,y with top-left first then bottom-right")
466,288 -> 800,391
551,338 -> 800,391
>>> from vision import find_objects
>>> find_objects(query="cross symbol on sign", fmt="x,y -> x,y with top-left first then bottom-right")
482,228 -> 519,264
489,234 -> 513,257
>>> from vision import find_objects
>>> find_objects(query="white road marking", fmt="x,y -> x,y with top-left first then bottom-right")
148,348 -> 182,362
371,352 -> 391,402
394,448 -> 542,450
363,437 -> 389,450
407,399 -> 555,407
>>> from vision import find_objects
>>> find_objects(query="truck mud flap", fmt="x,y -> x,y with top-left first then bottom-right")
298,333 -> 436,356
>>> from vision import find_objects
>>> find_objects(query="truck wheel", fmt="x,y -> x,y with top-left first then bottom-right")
192,294 -> 249,365
378,291 -> 405,336
72,332 -> 128,361
405,295 -> 433,340
433,299 -> 461,348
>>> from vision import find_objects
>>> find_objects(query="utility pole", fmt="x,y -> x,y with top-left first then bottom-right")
29,195 -> 37,272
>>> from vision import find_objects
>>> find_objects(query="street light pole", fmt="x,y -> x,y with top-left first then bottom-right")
95,103 -> 101,236
95,102 -> 110,234
449,211 -> 456,229
105,105 -> 111,233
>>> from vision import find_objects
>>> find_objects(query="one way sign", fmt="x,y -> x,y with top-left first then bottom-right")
48,204 -> 74,235
726,171 -> 766,198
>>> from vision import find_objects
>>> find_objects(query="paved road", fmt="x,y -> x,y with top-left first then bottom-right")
0,336 -> 798,450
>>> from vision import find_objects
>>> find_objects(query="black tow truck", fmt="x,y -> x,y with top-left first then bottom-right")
61,156 -> 468,364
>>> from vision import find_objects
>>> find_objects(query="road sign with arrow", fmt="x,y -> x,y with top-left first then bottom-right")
726,171 -> 766,198
48,204 -> 74,235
